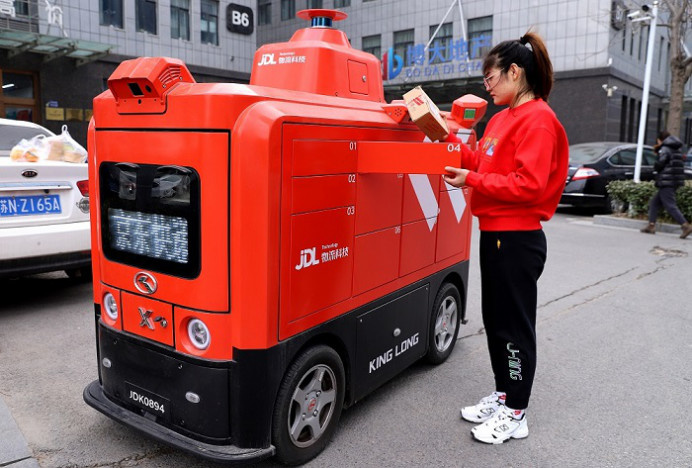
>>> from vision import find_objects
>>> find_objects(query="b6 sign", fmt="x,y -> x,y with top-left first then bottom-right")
227,3 -> 253,35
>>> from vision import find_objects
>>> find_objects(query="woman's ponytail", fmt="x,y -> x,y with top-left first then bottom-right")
483,30 -> 554,101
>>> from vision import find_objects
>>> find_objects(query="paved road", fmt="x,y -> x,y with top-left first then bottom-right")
1,210 -> 691,467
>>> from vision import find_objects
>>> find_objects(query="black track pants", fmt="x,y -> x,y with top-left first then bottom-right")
480,230 -> 547,410
647,187 -> 687,225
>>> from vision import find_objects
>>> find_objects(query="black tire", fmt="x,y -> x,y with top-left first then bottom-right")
272,345 -> 345,466
425,282 -> 462,364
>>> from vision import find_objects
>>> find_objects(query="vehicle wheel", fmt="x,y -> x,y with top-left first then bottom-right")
65,267 -> 92,281
272,345 -> 345,466
425,282 -> 462,364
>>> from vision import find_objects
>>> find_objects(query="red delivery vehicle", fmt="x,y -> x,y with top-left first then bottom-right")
83,9 -> 486,465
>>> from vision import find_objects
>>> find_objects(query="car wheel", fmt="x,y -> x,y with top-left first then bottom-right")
272,345 -> 345,466
425,282 -> 462,364
65,267 -> 92,281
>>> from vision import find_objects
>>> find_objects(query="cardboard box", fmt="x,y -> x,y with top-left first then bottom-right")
403,86 -> 449,142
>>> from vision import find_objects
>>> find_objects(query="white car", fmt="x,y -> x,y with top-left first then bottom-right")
0,118 -> 91,279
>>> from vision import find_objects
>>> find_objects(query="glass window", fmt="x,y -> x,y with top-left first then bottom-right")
0,122 -> 52,151
136,0 -> 158,34
13,0 -> 29,16
4,107 -> 33,122
334,0 -> 350,7
100,0 -> 123,28
307,0 -> 322,8
429,22 -> 452,64
171,0 -> 190,40
613,149 -> 636,166
201,0 -> 219,45
362,34 -> 381,58
394,29 -> 414,66
468,16 -> 492,59
280,0 -> 295,21
258,0 -> 271,25
2,73 -> 34,99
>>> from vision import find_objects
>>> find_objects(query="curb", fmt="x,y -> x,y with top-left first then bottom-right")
0,397 -> 40,468
593,215 -> 684,234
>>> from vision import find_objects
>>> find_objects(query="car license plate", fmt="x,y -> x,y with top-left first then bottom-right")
125,382 -> 171,422
0,194 -> 62,217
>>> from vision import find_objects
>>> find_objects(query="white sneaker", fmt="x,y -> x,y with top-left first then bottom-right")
471,405 -> 529,444
460,391 -> 506,423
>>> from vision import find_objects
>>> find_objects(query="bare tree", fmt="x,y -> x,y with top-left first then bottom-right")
661,0 -> 692,136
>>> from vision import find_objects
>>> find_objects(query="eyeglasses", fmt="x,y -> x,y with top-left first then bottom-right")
483,72 -> 501,90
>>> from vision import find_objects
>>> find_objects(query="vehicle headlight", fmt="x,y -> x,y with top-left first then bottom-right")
187,319 -> 210,350
103,292 -> 119,320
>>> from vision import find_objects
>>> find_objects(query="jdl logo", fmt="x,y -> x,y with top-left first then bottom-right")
258,53 -> 276,67
295,248 -> 320,270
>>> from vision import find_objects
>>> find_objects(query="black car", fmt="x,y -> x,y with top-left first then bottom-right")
561,142 -> 658,211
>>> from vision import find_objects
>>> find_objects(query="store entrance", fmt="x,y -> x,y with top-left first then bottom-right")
0,69 -> 39,122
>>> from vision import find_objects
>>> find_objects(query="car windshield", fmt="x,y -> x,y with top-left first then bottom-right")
568,144 -> 615,164
0,125 -> 52,155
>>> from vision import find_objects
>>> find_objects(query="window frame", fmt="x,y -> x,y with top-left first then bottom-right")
258,0 -> 272,25
468,16 -> 493,59
170,0 -> 190,40
200,0 -> 219,46
135,0 -> 158,35
280,0 -> 295,21
100,0 -> 124,28
428,22 -> 453,64
393,29 -> 414,67
361,34 -> 381,59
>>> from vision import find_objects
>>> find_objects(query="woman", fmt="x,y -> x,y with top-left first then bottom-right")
443,32 -> 568,444
640,130 -> 692,238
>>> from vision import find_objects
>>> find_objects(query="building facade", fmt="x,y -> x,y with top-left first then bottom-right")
257,0 -> 691,146
0,0 -> 256,145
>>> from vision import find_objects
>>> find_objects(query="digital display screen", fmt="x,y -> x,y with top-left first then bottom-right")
463,108 -> 476,120
108,208 -> 189,264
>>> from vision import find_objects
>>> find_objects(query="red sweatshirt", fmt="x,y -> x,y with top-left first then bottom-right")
459,98 -> 569,231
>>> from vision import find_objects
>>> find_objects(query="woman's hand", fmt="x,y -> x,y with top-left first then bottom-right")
443,166 -> 469,188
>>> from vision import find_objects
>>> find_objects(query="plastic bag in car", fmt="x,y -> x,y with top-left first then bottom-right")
10,134 -> 49,162
45,125 -> 87,163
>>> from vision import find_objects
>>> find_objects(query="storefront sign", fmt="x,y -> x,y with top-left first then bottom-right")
46,107 -> 65,121
226,3 -> 253,35
382,34 -> 491,82
66,108 -> 84,121
0,0 -> 16,18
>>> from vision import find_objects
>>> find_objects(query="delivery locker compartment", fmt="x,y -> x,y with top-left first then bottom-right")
352,226 -> 400,296
354,285 -> 429,397
285,206 -> 355,323
293,140 -> 356,176
403,174 -> 440,224
292,174 -> 356,214
355,173 -> 403,235
436,188 -> 470,262
400,218 -> 437,277
357,141 -> 462,175
121,292 -> 174,346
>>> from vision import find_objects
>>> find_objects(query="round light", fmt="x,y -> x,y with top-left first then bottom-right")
103,292 -> 119,320
187,319 -> 210,350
